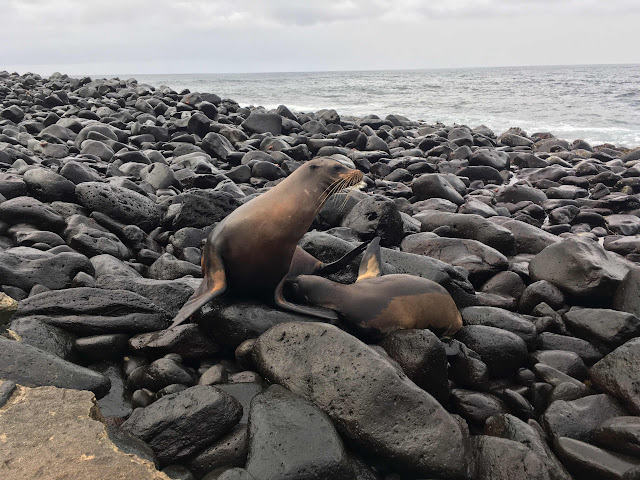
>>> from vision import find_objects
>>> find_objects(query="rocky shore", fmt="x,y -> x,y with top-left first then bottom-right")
1,70 -> 640,480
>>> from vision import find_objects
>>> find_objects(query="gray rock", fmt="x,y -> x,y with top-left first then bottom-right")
594,416 -> 640,458
341,195 -> 403,247
590,339 -> 640,415
253,322 -> 471,479
23,168 -> 77,202
188,425 -> 248,478
563,308 -> 640,351
12,287 -> 170,335
241,112 -> 282,135
0,338 -> 110,398
129,324 -> 221,360
7,317 -> 75,360
122,385 -> 242,465
614,266 -> 640,319
472,435 -> 554,480
542,394 -> 628,442
246,385 -> 353,480
0,196 -> 65,231
461,306 -> 538,350
411,174 -> 464,205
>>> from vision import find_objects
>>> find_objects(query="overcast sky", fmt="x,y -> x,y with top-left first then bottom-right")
1,0 -> 639,75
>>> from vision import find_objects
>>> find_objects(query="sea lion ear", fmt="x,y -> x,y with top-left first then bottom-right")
357,236 -> 382,281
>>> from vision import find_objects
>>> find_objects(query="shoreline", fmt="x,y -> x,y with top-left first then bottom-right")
1,70 -> 640,479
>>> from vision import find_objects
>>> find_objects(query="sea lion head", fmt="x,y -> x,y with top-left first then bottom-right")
300,158 -> 364,194
285,274 -> 337,307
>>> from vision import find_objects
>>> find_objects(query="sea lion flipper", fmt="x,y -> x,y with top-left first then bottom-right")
275,277 -> 338,321
357,236 -> 382,281
315,240 -> 371,277
168,250 -> 227,328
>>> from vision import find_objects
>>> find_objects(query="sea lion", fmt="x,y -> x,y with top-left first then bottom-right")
286,237 -> 463,340
169,158 -> 364,328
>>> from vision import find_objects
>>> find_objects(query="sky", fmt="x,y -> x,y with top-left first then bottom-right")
1,0 -> 639,75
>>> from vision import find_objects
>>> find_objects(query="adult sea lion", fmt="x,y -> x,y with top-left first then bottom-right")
286,237 -> 463,340
170,158 -> 364,328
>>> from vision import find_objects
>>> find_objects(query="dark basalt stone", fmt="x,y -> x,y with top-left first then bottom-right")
245,385 -> 354,480
8,317 -> 76,360
461,306 -> 538,350
12,287 -> 170,335
253,322 -> 471,478
122,385 -> 242,465
129,324 -> 221,360
0,337 -> 110,398
554,437 -> 640,480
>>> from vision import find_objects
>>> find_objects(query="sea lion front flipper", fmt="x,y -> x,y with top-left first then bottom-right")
274,277 -> 339,321
315,240 -> 371,276
168,249 -> 227,328
356,236 -> 382,281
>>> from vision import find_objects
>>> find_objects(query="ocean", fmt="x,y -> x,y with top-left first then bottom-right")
128,64 -> 640,148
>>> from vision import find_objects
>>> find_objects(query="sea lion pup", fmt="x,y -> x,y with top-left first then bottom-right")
169,158 -> 365,328
286,237 -> 463,340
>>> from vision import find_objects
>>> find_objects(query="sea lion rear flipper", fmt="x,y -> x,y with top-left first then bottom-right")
315,240 -> 371,276
357,236 -> 382,281
168,250 -> 227,328
274,277 -> 339,321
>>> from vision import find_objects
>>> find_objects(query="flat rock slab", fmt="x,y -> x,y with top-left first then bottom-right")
13,287 -> 170,335
0,338 -> 110,398
0,383 -> 169,480
253,322 -> 471,479
591,338 -> 640,415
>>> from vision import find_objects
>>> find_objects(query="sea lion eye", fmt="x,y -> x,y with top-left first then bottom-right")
309,164 -> 319,170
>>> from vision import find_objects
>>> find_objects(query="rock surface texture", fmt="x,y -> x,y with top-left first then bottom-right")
0,71 -> 639,479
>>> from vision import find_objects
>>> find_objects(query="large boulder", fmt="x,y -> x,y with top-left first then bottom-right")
590,339 -> 640,415
528,237 -> 629,297
253,322 -> 471,479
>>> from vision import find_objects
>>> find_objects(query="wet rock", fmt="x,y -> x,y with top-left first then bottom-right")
131,358 -> 197,391
23,167 -> 77,202
74,334 -> 130,362
122,385 -> 242,465
148,253 -> 202,280
246,385 -> 353,480
590,339 -> 640,414
217,383 -> 264,425
519,280 -> 564,313
0,385 -> 169,480
530,350 -> 588,380
542,394 -> 628,442
12,287 -> 170,335
0,337 -> 110,398
91,361 -> 133,419
379,329 -> 449,404
456,325 -> 528,377
448,339 -> 491,390
253,322 -> 471,479
529,236 -> 629,298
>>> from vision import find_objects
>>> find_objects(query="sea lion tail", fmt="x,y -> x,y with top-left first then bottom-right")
357,236 -> 383,281
316,240 -> 371,276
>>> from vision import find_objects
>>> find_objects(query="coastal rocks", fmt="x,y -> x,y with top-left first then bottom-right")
553,437 -> 640,480
253,322 -> 471,479
245,385 -> 353,480
0,384 -> 169,480
241,112 -> 282,135
461,306 -> 538,350
0,249 -> 93,291
590,339 -> 640,414
170,190 -> 240,230
0,338 -> 110,397
0,196 -> 65,231
75,182 -> 161,232
12,287 -> 170,335
411,174 -> 464,205
594,416 -> 640,457
541,394 -> 628,442
122,385 -> 242,464
341,195 -> 403,247
563,307 -> 640,350
529,236 -> 628,298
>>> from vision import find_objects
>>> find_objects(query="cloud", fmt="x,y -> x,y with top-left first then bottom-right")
0,0 -> 638,74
